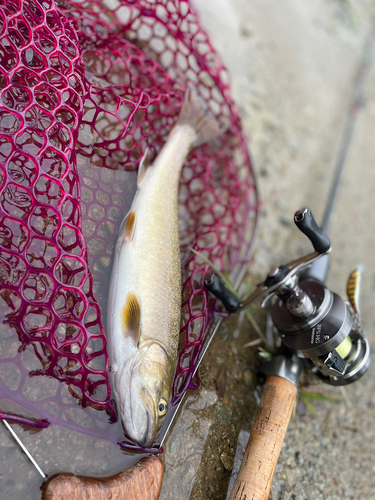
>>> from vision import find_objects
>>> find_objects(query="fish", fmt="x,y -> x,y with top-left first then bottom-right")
107,90 -> 220,447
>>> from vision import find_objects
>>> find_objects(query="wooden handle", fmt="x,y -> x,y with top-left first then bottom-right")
41,455 -> 164,500
229,376 -> 297,500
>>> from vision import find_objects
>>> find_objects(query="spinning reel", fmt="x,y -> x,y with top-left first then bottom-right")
205,208 -> 371,386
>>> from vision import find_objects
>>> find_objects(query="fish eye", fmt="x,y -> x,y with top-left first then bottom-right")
157,398 -> 168,416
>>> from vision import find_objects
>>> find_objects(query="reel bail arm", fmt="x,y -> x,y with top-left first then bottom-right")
249,207 -> 331,308
206,208 -> 330,312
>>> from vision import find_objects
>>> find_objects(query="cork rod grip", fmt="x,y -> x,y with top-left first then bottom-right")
228,376 -> 297,500
41,455 -> 163,500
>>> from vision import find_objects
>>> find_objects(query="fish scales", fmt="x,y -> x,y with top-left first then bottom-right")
120,129 -> 192,354
107,90 -> 220,446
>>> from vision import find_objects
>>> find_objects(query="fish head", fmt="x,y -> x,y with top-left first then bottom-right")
119,342 -> 173,448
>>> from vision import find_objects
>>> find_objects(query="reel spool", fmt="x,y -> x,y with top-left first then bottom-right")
271,278 -> 370,386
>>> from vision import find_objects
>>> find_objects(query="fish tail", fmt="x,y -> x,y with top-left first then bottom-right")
175,89 -> 222,147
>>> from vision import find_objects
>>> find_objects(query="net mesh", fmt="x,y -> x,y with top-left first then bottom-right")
0,0 -> 260,448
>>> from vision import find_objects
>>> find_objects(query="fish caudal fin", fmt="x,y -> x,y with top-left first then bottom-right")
176,89 -> 221,147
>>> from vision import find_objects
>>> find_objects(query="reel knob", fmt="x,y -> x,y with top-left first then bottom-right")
294,208 -> 331,253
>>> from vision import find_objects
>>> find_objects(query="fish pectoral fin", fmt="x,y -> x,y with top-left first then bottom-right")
118,210 -> 136,243
121,292 -> 141,347
137,147 -> 152,186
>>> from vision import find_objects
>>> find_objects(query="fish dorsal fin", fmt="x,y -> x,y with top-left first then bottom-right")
137,147 -> 152,187
175,89 -> 222,147
121,292 -> 141,347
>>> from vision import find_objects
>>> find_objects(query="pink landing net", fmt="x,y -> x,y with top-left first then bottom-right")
0,0 -> 260,449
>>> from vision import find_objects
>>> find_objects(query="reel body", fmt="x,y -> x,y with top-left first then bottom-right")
205,208 -> 371,386
272,280 -> 370,385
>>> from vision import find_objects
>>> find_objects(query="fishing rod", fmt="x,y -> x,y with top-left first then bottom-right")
207,208 -> 370,499
204,28 -> 375,500
304,28 -> 375,285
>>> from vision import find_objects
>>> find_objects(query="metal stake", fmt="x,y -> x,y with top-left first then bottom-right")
2,419 -> 46,478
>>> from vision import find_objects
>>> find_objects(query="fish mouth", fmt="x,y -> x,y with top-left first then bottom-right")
139,389 -> 157,447
118,353 -> 169,448
136,410 -> 153,448
120,393 -> 155,447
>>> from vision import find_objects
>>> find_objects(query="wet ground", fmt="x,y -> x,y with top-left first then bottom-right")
1,0 -> 375,499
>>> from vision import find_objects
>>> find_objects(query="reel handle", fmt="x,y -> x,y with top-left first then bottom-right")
205,208 -> 331,313
228,376 -> 297,500
294,208 -> 331,253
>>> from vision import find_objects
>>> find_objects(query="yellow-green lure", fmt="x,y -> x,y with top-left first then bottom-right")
347,267 -> 363,314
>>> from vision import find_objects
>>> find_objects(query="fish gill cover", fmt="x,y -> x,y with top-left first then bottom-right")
0,0 -> 259,449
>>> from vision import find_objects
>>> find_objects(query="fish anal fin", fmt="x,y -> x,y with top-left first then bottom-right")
137,147 -> 152,186
121,292 -> 141,347
175,89 -> 222,147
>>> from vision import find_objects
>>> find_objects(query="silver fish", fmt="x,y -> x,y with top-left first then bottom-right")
107,90 -> 220,447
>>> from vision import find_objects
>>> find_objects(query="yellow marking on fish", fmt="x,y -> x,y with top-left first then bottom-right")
121,292 -> 141,346
124,211 -> 136,242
